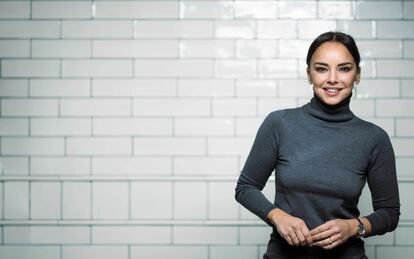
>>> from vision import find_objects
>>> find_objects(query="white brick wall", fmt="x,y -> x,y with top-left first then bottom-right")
0,1 -> 413,258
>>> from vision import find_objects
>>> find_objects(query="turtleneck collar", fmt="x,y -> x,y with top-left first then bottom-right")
303,92 -> 355,123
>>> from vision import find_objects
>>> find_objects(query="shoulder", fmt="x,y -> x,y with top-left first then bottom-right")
353,117 -> 391,141
266,106 -> 301,123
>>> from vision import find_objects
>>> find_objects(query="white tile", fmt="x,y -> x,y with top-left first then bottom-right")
95,1 -> 178,19
131,182 -> 173,219
63,182 -> 91,219
237,79 -> 277,97
318,1 -> 353,19
1,59 -> 60,77
4,182 -> 29,219
4,226 -> 30,244
0,157 -> 28,175
93,182 -> 128,219
30,226 -> 90,244
180,1 -> 233,19
378,21 -> 414,39
63,246 -> 128,259
234,1 -> 277,19
215,59 -> 257,78
173,226 -> 237,245
404,40 -> 414,58
0,119 -> 28,136
134,137 -> 205,156
209,182 -> 238,219
356,79 -> 399,98
377,99 -> 414,117
0,1 -> 30,18
62,59 -> 132,77
0,40 -> 30,58
404,1 -> 414,19
257,20 -> 297,39
0,183 -> 2,219
32,40 -> 91,58
93,40 -> 178,58
0,246 -> 60,259
364,118 -> 395,137
30,79 -> 90,97
133,98 -> 210,116
210,246 -> 257,259
399,182 -> 414,220
240,226 -> 272,244
208,137 -> 254,156
0,79 -> 28,97
377,246 -> 414,259
175,118 -> 234,136
61,99 -> 131,117
358,40 -> 402,58
298,20 -> 337,39
212,98 -> 256,116
131,246 -> 207,259
397,158 -> 414,176
174,157 -> 239,176
2,138 -> 64,156
364,231 -> 394,245
93,118 -> 172,136
402,80 -> 414,97
0,21 -> 60,38
62,21 -> 132,38
93,226 -> 171,244
279,40 -> 311,58
180,40 -> 234,58
174,182 -> 207,219
178,79 -> 234,97
2,99 -> 58,117
93,79 -> 176,97
337,21 -> 375,39
31,182 -> 60,219
92,157 -> 172,175
278,79 -> 313,97
377,60 -> 414,78
31,118 -> 91,136
259,59 -> 297,78
215,20 -> 255,39
236,117 -> 264,136
350,99 -> 375,117
397,119 -> 414,137
135,20 -> 213,38
32,1 -> 91,19
236,39 -> 277,58
359,60 -> 376,78
67,137 -> 131,156
278,1 -> 317,19
31,157 -> 90,176
396,227 -> 414,245
392,138 -> 414,157
135,59 -> 213,78
357,1 -> 402,19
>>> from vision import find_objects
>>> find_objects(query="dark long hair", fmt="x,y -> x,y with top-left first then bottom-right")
306,31 -> 361,68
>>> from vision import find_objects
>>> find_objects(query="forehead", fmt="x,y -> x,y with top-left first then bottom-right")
311,41 -> 354,64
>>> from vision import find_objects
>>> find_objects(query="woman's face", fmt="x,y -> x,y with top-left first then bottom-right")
307,41 -> 360,106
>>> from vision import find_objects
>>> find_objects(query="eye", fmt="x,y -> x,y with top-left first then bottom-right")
315,66 -> 327,72
339,66 -> 352,72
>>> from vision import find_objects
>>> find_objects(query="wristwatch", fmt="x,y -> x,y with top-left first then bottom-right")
356,218 -> 366,237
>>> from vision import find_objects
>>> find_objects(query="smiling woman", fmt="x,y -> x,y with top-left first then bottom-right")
235,31 -> 400,259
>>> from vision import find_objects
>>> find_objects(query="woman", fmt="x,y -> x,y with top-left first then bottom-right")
235,31 -> 400,259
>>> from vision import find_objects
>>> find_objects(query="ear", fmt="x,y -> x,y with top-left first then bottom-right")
355,67 -> 361,85
306,67 -> 311,84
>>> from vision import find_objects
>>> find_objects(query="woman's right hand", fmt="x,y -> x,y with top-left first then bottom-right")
267,208 -> 313,247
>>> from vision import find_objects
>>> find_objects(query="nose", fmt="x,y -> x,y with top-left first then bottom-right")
327,70 -> 338,84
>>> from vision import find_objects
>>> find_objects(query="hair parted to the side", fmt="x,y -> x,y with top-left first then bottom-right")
306,31 -> 361,68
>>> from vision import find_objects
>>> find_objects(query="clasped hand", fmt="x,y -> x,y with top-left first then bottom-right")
268,209 -> 356,249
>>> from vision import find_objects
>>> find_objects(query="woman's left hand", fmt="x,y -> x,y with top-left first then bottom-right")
310,219 -> 357,250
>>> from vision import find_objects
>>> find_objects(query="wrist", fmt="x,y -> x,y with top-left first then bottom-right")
267,208 -> 285,225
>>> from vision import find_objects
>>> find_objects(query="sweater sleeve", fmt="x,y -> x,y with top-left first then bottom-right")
364,129 -> 400,236
235,112 -> 280,226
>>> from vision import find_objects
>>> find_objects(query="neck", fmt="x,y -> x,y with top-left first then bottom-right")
304,92 -> 354,123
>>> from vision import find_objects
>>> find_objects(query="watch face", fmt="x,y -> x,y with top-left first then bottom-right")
358,223 -> 366,236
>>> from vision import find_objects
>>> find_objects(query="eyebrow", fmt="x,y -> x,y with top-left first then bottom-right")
313,62 -> 354,67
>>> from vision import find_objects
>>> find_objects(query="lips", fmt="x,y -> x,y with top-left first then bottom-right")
323,87 -> 342,95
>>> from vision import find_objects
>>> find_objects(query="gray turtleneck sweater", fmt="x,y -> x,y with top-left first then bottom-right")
235,93 -> 400,258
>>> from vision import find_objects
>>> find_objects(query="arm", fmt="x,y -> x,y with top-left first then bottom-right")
364,129 -> 400,236
235,112 -> 279,226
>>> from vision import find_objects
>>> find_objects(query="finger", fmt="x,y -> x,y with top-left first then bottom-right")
289,232 -> 300,246
301,225 -> 313,246
310,220 -> 335,236
284,234 -> 294,246
295,228 -> 307,246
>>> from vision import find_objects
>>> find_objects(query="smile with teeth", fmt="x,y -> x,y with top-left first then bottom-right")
324,88 -> 341,93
